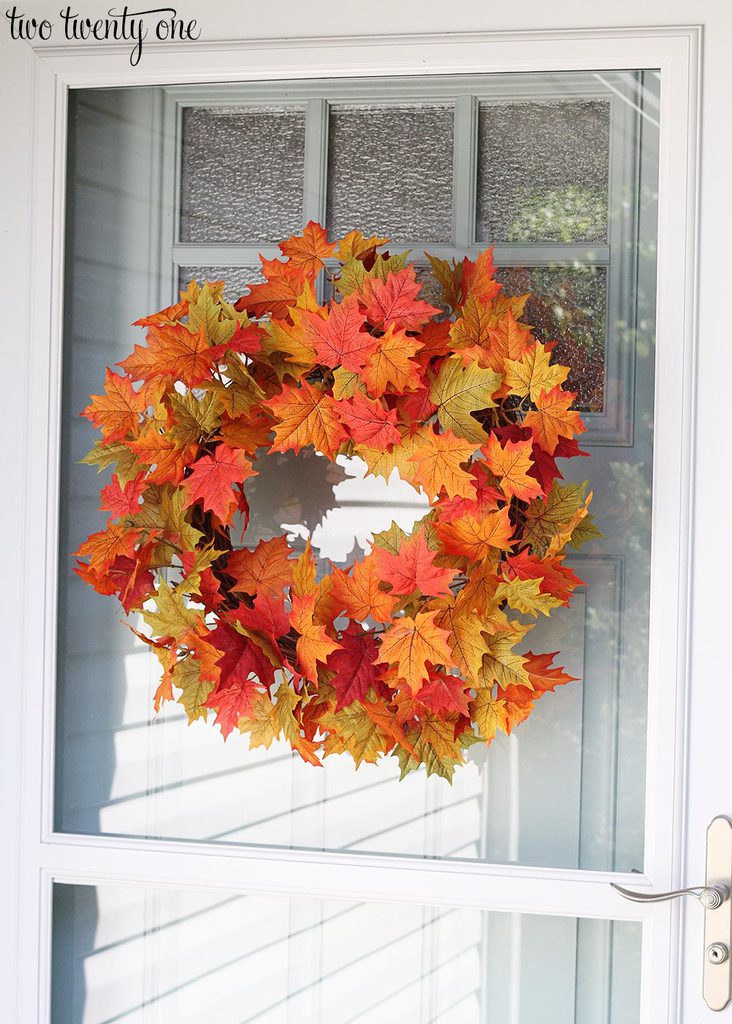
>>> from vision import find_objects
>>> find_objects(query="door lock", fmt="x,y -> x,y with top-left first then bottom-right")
612,816 -> 732,1011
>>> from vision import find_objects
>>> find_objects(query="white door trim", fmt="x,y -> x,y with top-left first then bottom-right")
6,23 -> 701,1023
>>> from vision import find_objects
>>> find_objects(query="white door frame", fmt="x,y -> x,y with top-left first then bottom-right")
2,23 -> 706,1023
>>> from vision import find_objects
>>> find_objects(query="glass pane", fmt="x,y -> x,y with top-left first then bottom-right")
57,73 -> 658,872
326,103 -> 454,242
178,265 -> 263,304
52,882 -> 641,1023
477,99 -> 610,243
179,106 -> 305,243
496,265 -> 607,413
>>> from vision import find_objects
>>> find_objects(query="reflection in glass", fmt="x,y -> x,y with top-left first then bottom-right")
51,883 -> 641,1024
180,106 -> 306,244
477,100 -> 610,243
56,74 -> 658,874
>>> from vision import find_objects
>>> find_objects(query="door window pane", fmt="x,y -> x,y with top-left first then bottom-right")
52,882 -> 641,1024
326,103 -> 454,242
56,73 -> 657,872
180,106 -> 306,243
477,99 -> 610,243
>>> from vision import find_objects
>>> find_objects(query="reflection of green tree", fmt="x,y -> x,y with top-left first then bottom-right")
504,186 -> 607,244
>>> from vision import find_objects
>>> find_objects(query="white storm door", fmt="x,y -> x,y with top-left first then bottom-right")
3,21 -> 715,1024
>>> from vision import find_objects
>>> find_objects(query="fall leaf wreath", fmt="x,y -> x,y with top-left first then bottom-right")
76,223 -> 600,780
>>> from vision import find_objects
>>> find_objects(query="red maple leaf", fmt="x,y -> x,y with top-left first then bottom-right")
360,267 -> 440,331
182,443 -> 256,523
305,293 -> 376,371
326,624 -> 380,710
338,389 -> 401,447
376,528 -> 458,598
99,474 -> 148,517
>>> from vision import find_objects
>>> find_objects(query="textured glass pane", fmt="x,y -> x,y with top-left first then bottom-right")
180,106 -> 305,243
52,882 -> 641,1024
178,265 -> 263,304
327,104 -> 454,242
496,265 -> 607,413
477,101 -> 610,243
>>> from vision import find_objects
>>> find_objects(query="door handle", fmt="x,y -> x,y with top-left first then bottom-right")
611,816 -> 732,1011
611,882 -> 728,909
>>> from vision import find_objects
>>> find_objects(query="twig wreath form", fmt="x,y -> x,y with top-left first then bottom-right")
76,224 -> 599,781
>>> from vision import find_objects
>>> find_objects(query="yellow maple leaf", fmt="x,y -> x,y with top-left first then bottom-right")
429,356 -> 501,443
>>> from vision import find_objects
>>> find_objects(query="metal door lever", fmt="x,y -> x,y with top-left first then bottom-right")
611,816 -> 732,1010
611,882 -> 728,909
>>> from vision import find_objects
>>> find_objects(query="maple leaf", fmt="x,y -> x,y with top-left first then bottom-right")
172,656 -> 215,724
126,425 -> 195,486
119,323 -> 216,387
266,379 -> 346,459
485,310 -> 535,370
338,389 -> 401,447
326,625 -> 380,709
204,676 -> 264,739
359,266 -> 440,331
495,576 -> 563,617
429,356 -> 501,443
83,370 -> 147,442
523,480 -> 592,556
330,551 -> 399,624
361,324 -> 423,397
106,549 -> 155,613
396,713 -> 466,781
291,539 -> 317,600
181,443 -> 256,523
470,690 -> 510,743
407,427 -> 479,500
75,522 -> 142,574
376,528 -> 457,597
426,253 -> 464,310
504,341 -> 569,402
227,535 -> 294,597
291,593 -> 341,682
233,592 -> 290,667
218,407 -> 276,454
133,297 -> 189,327
524,650 -> 577,694
375,611 -> 453,695
449,293 -> 495,354
99,474 -> 147,517
504,549 -> 585,605
430,599 -> 491,685
81,438 -> 145,486
279,220 -> 335,277
478,633 -> 531,690
202,357 -> 264,418
321,696 -> 392,766
417,670 -> 472,717
523,386 -> 586,453
336,228 -> 389,262
461,248 -> 502,303
395,386 -> 438,423
209,622 -> 274,692
305,293 -> 376,372
142,578 -> 204,642
435,507 -> 514,562
234,258 -> 307,319
357,426 -> 430,486
483,434 -> 543,503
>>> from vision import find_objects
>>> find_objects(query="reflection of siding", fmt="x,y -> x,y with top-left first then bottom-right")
52,883 -> 640,1023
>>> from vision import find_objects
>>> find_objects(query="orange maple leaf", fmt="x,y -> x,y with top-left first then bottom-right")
523,386 -> 586,453
361,324 -> 423,397
75,523 -> 142,574
126,427 -> 195,485
119,323 -> 215,386
234,257 -> 307,320
266,379 -> 346,458
227,535 -> 295,597
375,611 -> 453,695
408,427 -> 479,500
330,551 -> 399,624
279,221 -> 335,277
290,593 -> 341,682
83,370 -> 147,442
483,434 -> 543,502
181,443 -> 256,523
435,507 -> 514,562
376,528 -> 457,598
